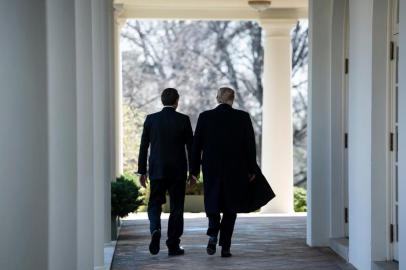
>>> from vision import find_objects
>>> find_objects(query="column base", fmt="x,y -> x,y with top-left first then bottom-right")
260,202 -> 294,214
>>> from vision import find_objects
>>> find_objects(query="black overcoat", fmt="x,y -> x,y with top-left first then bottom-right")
138,107 -> 193,180
244,164 -> 276,213
191,104 -> 258,214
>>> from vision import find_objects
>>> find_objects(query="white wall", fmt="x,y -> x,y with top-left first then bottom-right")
307,0 -> 333,247
76,0 -> 95,269
46,0 -> 78,269
398,0 -> 406,269
348,0 -> 373,268
0,1 -> 49,269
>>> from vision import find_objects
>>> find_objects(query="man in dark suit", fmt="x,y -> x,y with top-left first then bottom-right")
138,88 -> 193,256
191,87 -> 257,258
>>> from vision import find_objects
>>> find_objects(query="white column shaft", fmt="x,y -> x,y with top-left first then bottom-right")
114,15 -> 125,177
399,1 -> 406,268
76,0 -> 95,269
307,0 -> 333,247
0,1 -> 48,269
105,0 -> 114,244
261,20 -> 295,213
46,0 -> 78,269
347,0 -> 373,268
92,0 -> 109,267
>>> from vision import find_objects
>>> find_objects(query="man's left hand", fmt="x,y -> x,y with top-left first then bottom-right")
188,174 -> 198,187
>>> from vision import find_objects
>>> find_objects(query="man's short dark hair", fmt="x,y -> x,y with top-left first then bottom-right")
161,88 -> 179,106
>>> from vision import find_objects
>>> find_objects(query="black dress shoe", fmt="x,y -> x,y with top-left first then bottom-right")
149,229 -> 161,255
168,246 -> 185,256
206,236 -> 217,255
221,247 -> 232,258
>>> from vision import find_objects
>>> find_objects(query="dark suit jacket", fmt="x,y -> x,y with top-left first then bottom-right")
138,107 -> 193,180
191,103 -> 258,214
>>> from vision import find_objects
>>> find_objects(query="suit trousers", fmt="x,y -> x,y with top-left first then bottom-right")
206,212 -> 237,249
148,178 -> 186,249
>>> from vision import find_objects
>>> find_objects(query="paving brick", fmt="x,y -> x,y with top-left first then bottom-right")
112,215 -> 356,270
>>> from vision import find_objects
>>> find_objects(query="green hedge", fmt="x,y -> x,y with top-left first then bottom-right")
294,187 -> 307,212
111,174 -> 144,217
134,173 -> 308,213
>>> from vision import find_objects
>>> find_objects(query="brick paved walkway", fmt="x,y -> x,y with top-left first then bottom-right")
111,214 -> 355,270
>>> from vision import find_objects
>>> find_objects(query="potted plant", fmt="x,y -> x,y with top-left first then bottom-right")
163,179 -> 205,213
111,174 -> 143,239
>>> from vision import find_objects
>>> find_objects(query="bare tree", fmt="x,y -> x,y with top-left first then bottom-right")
121,20 -> 308,187
291,21 -> 308,187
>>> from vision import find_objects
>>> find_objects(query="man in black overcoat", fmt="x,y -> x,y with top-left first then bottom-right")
190,87 -> 258,257
138,88 -> 193,256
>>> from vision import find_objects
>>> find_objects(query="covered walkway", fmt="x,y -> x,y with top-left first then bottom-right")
112,214 -> 354,270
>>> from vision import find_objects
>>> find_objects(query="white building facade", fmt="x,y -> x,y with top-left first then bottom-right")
308,0 -> 405,269
0,0 -> 404,269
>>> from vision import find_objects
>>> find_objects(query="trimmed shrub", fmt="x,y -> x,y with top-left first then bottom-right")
294,187 -> 307,212
111,174 -> 143,218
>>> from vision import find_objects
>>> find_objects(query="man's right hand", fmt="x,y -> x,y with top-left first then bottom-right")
139,174 -> 148,188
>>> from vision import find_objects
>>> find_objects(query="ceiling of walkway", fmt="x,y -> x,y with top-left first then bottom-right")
114,0 -> 308,20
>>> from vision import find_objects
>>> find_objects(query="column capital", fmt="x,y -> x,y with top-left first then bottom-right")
113,3 -> 127,29
260,19 -> 297,37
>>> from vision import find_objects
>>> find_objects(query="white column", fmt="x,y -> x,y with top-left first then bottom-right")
93,0 -> 117,266
105,0 -> 114,244
307,0 -> 333,247
46,0 -> 78,269
370,0 -> 391,262
114,4 -> 126,177
92,0 -> 108,268
260,19 -> 296,213
399,1 -> 406,269
0,1 -> 48,269
347,0 -> 373,268
75,0 -> 95,269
